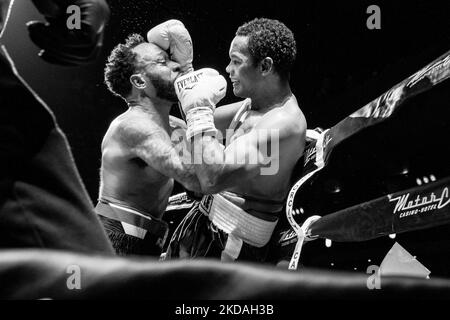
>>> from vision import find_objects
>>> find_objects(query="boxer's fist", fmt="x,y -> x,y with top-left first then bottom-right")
174,68 -> 226,140
147,20 -> 193,74
27,0 -> 110,66
175,68 -> 227,114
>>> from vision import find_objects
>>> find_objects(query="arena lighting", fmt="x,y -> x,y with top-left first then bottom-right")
324,179 -> 342,194
416,174 -> 437,186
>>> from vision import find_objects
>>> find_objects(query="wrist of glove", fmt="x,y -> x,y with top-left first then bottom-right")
27,0 -> 110,66
185,107 -> 217,140
174,68 -> 227,140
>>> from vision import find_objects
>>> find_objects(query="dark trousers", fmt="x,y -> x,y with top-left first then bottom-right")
0,50 -> 113,254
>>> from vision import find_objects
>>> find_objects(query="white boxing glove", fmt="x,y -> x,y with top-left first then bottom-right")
174,68 -> 227,140
147,19 -> 193,74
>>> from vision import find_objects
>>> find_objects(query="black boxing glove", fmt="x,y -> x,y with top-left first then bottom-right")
27,0 -> 110,66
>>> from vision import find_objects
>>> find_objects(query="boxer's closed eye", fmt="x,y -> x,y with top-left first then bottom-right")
231,59 -> 241,66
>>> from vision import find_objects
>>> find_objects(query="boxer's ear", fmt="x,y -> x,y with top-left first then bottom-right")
260,57 -> 274,76
130,74 -> 147,90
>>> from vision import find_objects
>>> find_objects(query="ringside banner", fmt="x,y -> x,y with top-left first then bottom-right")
286,49 -> 450,270
310,176 -> 450,241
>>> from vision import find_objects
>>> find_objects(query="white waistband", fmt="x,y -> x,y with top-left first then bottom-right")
107,202 -> 152,220
97,200 -> 167,241
104,202 -> 151,239
200,194 -> 278,247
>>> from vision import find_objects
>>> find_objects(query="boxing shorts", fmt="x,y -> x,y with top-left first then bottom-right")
165,192 -> 281,262
96,197 -> 169,256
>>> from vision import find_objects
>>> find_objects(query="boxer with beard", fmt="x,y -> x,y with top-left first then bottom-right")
101,24 -> 201,256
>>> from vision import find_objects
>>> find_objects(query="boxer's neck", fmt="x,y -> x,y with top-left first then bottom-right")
127,95 -> 172,119
250,81 -> 292,112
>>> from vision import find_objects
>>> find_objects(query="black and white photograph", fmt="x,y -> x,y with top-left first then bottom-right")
1,0 -> 450,309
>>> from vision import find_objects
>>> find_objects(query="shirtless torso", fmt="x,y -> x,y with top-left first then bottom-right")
99,107 -> 187,219
212,95 -> 306,214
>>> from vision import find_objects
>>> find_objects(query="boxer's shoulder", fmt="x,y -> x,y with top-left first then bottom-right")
258,104 -> 306,137
101,116 -> 134,160
109,112 -> 161,149
101,115 -> 124,150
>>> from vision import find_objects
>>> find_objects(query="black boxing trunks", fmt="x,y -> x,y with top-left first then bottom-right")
96,197 -> 169,256
165,191 -> 282,262
0,46 -> 113,254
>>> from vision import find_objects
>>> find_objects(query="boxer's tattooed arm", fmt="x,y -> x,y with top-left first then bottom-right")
118,118 -> 202,193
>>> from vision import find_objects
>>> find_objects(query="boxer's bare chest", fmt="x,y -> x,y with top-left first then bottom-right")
227,110 -> 264,144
